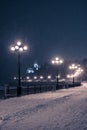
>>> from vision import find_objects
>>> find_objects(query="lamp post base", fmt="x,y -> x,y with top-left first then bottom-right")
17,87 -> 22,96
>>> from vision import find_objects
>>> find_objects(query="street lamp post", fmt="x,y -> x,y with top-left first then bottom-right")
72,69 -> 74,86
56,71 -> 59,88
52,57 -> 63,90
69,64 -> 78,86
10,41 -> 28,96
67,64 -> 83,86
18,52 -> 21,96
76,67 -> 83,82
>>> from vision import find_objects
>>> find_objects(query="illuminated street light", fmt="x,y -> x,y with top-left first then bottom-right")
17,41 -> 22,46
34,76 -> 37,80
52,57 -> 63,65
68,64 -> 81,86
51,57 -> 63,89
11,47 -> 15,51
26,76 -> 30,80
15,45 -> 19,50
23,46 -> 28,50
10,41 -> 28,96
47,75 -> 51,79
67,74 -> 76,79
13,77 -> 17,80
56,75 -> 60,79
75,67 -> 84,81
40,76 -> 43,79
76,67 -> 83,74
67,65 -> 83,85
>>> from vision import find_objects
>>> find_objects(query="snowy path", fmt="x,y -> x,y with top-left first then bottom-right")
0,83 -> 87,130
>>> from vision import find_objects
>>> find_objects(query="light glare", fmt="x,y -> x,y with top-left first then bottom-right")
55,57 -> 59,60
26,76 -> 29,80
23,46 -> 28,50
11,47 -> 15,51
19,47 -> 23,52
47,75 -> 51,79
34,76 -> 37,79
40,76 -> 43,79
52,57 -> 63,65
52,60 -> 55,64
15,45 -> 19,50
17,41 -> 21,46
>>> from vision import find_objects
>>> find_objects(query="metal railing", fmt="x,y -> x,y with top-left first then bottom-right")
0,82 -> 81,99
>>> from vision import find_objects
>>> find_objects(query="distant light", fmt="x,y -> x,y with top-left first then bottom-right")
11,47 -> 15,51
60,79 -> 65,81
52,57 -> 63,65
47,75 -> 51,79
13,77 -> 17,80
27,68 -> 34,73
56,75 -> 60,78
23,46 -> 28,50
55,57 -> 59,60
72,64 -> 75,66
27,79 -> 32,82
17,41 -> 21,46
67,75 -> 70,78
52,60 -> 55,64
28,70 -> 34,73
56,60 -> 59,64
60,60 -> 63,64
69,64 -> 76,69
67,75 -> 73,78
34,76 -> 37,79
26,76 -> 29,80
40,76 -> 43,79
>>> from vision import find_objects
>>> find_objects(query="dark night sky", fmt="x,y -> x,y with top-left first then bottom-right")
0,0 -> 87,83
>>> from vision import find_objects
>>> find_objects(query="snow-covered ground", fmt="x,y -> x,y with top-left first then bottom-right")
0,83 -> 87,130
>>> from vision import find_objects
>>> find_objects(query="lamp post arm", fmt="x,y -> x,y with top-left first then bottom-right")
17,52 -> 22,96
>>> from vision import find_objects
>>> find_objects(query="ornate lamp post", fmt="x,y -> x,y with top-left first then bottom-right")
75,66 -> 83,82
69,64 -> 78,86
52,57 -> 63,89
10,41 -> 28,96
